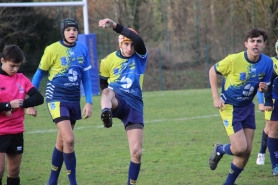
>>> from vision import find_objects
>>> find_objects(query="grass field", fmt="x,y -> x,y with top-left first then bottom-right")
4,89 -> 277,185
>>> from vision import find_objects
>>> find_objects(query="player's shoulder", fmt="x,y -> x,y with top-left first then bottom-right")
259,54 -> 273,68
75,41 -> 88,49
15,73 -> 30,81
260,53 -> 272,61
102,51 -> 118,61
44,41 -> 61,52
222,51 -> 244,61
47,41 -> 60,48
228,51 -> 245,59
219,51 -> 244,64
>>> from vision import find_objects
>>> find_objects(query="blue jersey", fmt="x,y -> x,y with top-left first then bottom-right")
99,51 -> 148,113
38,41 -> 91,103
215,51 -> 272,106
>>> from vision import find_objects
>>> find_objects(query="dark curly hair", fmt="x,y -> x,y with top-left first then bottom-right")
245,28 -> 268,42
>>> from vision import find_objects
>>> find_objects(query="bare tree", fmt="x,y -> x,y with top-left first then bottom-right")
0,6 -> 37,51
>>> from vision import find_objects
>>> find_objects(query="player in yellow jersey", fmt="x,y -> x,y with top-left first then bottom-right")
32,18 -> 93,185
208,28 -> 272,185
99,18 -> 148,185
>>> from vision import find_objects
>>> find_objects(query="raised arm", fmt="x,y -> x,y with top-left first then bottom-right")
99,18 -> 146,55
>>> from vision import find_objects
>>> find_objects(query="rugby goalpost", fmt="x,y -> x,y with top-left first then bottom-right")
0,0 -> 89,34
0,0 -> 101,95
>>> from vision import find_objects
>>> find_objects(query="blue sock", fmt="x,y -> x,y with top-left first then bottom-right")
260,130 -> 268,153
102,107 -> 111,112
64,152 -> 77,185
217,143 -> 233,155
127,161 -> 141,185
48,147 -> 64,185
267,137 -> 278,169
224,163 -> 243,185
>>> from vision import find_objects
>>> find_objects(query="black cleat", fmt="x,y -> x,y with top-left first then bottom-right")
101,108 -> 113,128
209,143 -> 224,170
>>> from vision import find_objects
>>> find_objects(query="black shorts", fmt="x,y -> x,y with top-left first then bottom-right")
0,133 -> 24,154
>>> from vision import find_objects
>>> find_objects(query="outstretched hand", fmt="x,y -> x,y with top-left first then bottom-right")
99,18 -> 116,29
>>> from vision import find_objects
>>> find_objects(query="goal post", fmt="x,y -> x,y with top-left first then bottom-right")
0,0 -> 100,95
0,0 -> 89,34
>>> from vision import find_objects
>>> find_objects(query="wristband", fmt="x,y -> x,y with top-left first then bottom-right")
5,102 -> 11,110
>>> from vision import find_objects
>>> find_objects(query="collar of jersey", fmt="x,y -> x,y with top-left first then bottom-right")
116,50 -> 131,59
59,40 -> 77,48
0,68 -> 10,76
244,51 -> 261,63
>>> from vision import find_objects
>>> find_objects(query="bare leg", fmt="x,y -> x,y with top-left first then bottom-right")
0,153 -> 5,179
6,154 -> 22,178
126,128 -> 143,185
101,88 -> 118,110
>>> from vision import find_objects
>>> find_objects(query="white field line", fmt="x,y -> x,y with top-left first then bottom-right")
25,110 -> 263,134
25,114 -> 219,134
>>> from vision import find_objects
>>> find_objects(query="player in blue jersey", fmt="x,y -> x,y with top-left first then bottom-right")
256,40 -> 278,175
208,28 -> 272,185
31,18 -> 92,185
98,18 -> 148,185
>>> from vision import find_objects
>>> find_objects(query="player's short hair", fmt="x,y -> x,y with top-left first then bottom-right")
245,28 -> 268,42
1,45 -> 25,64
60,18 -> 79,41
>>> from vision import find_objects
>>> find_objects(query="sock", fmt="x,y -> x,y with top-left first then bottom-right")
267,137 -> 278,169
102,107 -> 111,112
224,163 -> 243,185
127,161 -> 141,185
217,143 -> 233,155
0,178 -> 2,185
260,130 -> 268,154
7,177 -> 20,185
64,152 -> 77,185
48,147 -> 64,184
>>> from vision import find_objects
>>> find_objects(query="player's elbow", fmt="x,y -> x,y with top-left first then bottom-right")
99,78 -> 108,90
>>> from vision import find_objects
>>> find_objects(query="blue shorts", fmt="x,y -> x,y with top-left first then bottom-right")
219,103 -> 256,136
113,94 -> 144,128
47,102 -> 81,124
265,99 -> 278,121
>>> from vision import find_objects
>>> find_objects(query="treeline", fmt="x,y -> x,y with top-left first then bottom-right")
1,0 -> 278,90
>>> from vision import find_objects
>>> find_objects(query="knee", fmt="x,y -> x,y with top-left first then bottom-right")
8,167 -> 20,177
102,88 -> 111,96
232,145 -> 250,156
63,135 -> 75,150
268,124 -> 278,137
130,147 -> 142,162
56,139 -> 64,150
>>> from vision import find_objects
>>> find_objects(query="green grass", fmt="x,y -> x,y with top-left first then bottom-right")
4,89 -> 277,184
